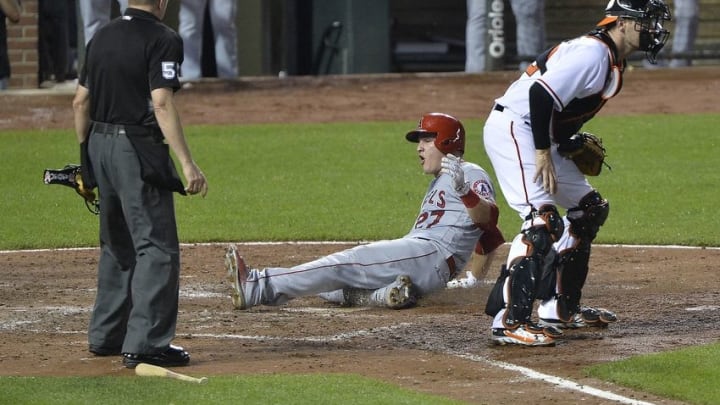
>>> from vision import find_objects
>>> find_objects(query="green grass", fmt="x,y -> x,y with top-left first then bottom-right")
2,113 -> 719,404
0,374 -> 467,405
2,114 -> 718,249
586,342 -> 720,405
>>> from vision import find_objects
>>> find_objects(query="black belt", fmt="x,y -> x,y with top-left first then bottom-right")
91,122 -> 161,138
91,122 -> 126,136
493,103 -> 530,126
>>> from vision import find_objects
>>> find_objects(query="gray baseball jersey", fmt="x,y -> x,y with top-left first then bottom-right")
241,162 -> 496,307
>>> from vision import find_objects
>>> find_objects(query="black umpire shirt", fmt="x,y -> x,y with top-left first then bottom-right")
79,7 -> 183,127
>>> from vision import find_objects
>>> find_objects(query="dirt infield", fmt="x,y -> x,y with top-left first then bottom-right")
1,67 -> 718,404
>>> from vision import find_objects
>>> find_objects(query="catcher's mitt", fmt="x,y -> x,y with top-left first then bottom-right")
557,132 -> 609,176
43,164 -> 99,214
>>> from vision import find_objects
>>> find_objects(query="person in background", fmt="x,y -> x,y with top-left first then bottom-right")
78,0 -> 128,44
178,0 -> 237,79
669,0 -> 699,67
465,0 -> 546,72
38,0 -> 71,88
0,0 -> 21,90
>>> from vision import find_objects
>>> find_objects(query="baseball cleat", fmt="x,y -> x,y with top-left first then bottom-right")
342,275 -> 419,309
526,321 -> 564,338
539,306 -> 618,329
225,244 -> 248,310
446,271 -> 479,289
385,275 -> 418,309
491,324 -> 556,347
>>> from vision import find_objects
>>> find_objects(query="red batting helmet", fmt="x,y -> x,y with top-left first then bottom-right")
405,113 -> 465,155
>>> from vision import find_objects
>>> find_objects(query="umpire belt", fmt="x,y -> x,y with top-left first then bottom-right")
91,122 -> 126,136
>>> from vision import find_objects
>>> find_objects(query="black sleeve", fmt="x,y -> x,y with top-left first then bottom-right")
529,82 -> 555,150
148,30 -> 183,91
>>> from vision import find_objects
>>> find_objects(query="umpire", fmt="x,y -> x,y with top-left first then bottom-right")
72,0 -> 208,368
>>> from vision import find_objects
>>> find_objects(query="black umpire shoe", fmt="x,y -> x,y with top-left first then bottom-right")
122,345 -> 190,368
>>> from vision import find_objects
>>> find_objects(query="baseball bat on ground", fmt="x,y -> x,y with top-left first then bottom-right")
135,363 -> 209,384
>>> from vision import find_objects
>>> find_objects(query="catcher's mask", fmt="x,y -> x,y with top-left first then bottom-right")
597,0 -> 671,64
405,112 -> 465,155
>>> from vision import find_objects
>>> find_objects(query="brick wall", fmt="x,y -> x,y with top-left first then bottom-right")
6,0 -> 38,89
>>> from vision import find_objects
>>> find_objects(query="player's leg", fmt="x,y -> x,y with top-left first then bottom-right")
483,108 -> 564,345
486,205 -> 564,346
225,238 -> 448,309
538,190 -> 616,328
79,0 -> 112,45
509,0 -> 545,70
178,0 -> 208,79
465,0 -> 487,73
319,276 -> 420,309
208,0 -> 238,78
669,0 -> 699,68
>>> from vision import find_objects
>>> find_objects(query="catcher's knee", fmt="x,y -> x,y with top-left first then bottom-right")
522,205 -> 564,256
566,191 -> 608,241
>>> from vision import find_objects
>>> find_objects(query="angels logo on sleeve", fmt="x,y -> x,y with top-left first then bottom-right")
471,179 -> 494,200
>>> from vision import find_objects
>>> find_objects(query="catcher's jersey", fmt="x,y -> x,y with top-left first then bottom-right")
495,33 -> 623,141
407,162 -> 496,271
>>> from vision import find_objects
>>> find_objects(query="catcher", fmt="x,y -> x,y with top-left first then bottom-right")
481,0 -> 671,346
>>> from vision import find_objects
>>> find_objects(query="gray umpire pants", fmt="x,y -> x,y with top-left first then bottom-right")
87,125 -> 181,355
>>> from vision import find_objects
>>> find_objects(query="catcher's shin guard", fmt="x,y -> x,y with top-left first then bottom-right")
554,191 -> 609,321
535,249 -> 558,301
485,264 -> 509,316
502,256 -> 541,328
502,206 -> 563,327
555,242 -> 591,321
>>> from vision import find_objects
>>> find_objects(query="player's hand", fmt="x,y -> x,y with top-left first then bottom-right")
441,154 -> 470,195
533,149 -> 557,194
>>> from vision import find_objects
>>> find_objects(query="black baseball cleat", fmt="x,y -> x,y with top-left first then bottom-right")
122,345 -> 190,369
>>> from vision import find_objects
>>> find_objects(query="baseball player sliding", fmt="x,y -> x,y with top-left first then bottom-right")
225,113 -> 504,310
482,0 -> 672,346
